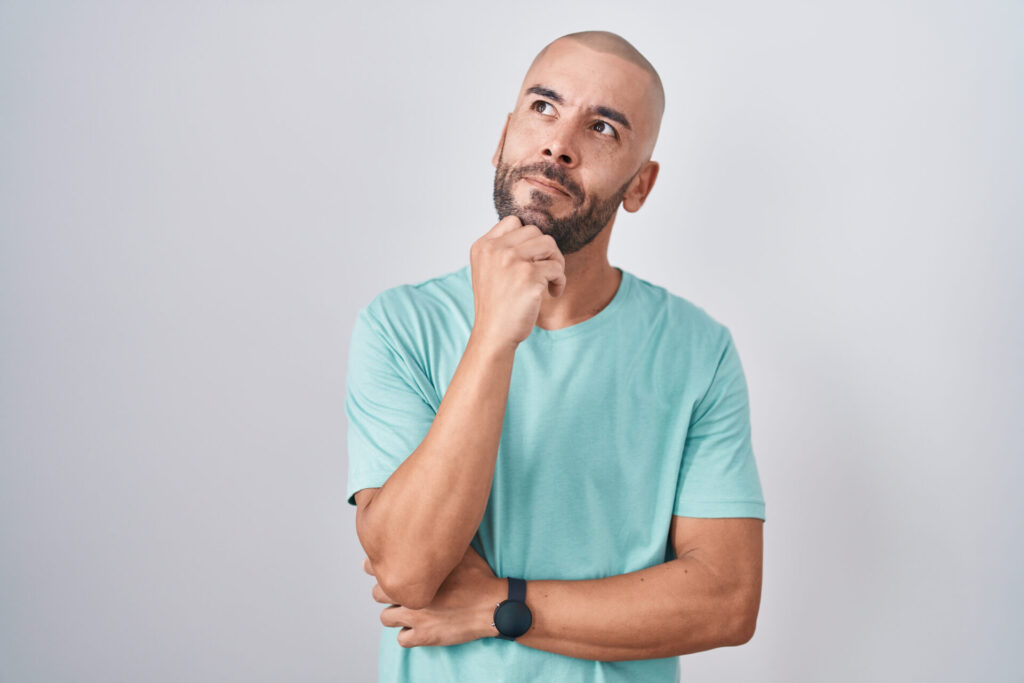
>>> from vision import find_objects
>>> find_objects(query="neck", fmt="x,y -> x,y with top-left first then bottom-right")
535,231 -> 622,331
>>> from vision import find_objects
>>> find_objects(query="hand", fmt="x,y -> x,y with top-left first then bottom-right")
469,215 -> 566,349
363,545 -> 506,648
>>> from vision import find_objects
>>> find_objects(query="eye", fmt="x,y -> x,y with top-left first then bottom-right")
593,120 -> 618,139
531,100 -> 556,116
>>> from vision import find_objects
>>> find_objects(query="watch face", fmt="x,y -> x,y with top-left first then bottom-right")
494,600 -> 532,638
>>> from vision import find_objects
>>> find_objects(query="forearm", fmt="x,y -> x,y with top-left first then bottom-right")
358,331 -> 516,608
509,557 -> 757,662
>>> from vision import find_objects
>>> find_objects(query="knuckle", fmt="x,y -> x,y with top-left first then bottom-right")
524,280 -> 545,299
501,248 -> 519,267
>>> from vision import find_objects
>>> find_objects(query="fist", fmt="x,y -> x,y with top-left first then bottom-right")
469,215 -> 566,348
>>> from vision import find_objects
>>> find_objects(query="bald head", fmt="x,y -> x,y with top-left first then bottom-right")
523,31 -> 665,160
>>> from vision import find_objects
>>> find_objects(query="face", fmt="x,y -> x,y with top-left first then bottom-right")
492,39 -> 659,254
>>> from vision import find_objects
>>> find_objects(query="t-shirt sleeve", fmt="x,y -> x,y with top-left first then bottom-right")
673,328 -> 766,520
344,305 -> 438,507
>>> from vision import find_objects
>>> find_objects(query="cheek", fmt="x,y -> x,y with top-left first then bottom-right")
502,124 -> 533,157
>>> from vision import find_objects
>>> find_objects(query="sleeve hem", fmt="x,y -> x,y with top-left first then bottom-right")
346,471 -> 394,507
672,500 -> 766,520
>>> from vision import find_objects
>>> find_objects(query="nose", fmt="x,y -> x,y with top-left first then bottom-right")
541,123 -> 578,167
543,146 -> 573,166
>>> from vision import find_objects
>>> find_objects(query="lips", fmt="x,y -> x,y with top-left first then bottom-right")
523,176 -> 570,197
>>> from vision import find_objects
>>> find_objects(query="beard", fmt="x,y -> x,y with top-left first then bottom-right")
492,150 -> 634,255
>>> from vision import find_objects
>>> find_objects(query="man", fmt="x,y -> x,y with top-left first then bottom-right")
346,30 -> 765,682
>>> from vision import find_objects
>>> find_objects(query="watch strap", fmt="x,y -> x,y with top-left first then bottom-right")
493,577 -> 531,641
508,577 -> 526,602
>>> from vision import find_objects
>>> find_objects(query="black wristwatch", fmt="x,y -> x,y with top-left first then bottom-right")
492,577 -> 532,641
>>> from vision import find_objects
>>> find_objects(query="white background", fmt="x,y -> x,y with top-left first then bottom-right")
2,1 -> 1022,681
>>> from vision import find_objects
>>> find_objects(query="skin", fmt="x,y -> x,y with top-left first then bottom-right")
355,32 -> 764,660
363,517 -> 763,657
488,35 -> 662,330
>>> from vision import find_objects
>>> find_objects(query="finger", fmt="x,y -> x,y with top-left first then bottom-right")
494,222 -> 543,247
380,605 -> 410,629
515,233 -> 564,265
534,259 -> 567,298
397,626 -> 417,648
487,214 -> 523,238
549,265 -> 567,298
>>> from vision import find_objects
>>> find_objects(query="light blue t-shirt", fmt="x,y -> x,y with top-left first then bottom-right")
345,264 -> 765,682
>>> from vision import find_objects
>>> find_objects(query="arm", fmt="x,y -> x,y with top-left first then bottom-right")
517,327 -> 767,660
354,217 -> 566,609
368,515 -> 764,661
513,516 -> 763,661
355,332 -> 516,609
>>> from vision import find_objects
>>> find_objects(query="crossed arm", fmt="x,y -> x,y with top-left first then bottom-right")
351,320 -> 764,660
511,515 -> 763,661
357,485 -> 763,662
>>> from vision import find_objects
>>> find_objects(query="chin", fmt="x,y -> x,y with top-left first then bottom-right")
511,207 -> 556,231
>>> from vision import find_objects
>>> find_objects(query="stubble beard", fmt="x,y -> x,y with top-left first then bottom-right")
492,152 -> 634,255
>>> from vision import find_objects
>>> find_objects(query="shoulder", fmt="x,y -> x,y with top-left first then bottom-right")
624,270 -> 733,352
357,264 -> 473,347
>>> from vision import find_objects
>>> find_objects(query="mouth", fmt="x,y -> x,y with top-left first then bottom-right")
523,176 -> 570,197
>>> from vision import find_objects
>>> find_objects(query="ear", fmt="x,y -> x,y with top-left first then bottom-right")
622,160 -> 660,213
492,113 -> 511,168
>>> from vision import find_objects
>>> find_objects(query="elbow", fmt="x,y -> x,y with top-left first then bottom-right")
381,578 -> 433,610
727,612 -> 758,646
724,590 -> 760,646
376,563 -> 443,610
356,505 -> 460,609
362,539 -> 455,609
356,508 -> 441,609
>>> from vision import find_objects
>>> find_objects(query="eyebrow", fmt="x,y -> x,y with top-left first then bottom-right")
525,84 -> 633,131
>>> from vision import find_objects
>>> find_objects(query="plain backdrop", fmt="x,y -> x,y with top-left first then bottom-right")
2,1 -> 1022,681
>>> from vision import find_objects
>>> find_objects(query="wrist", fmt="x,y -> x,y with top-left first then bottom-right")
489,576 -> 533,641
479,575 -> 507,639
467,328 -> 520,357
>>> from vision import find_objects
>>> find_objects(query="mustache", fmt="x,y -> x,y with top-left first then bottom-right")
510,163 -> 583,201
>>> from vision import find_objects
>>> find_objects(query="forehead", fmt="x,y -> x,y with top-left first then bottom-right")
517,40 -> 654,130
